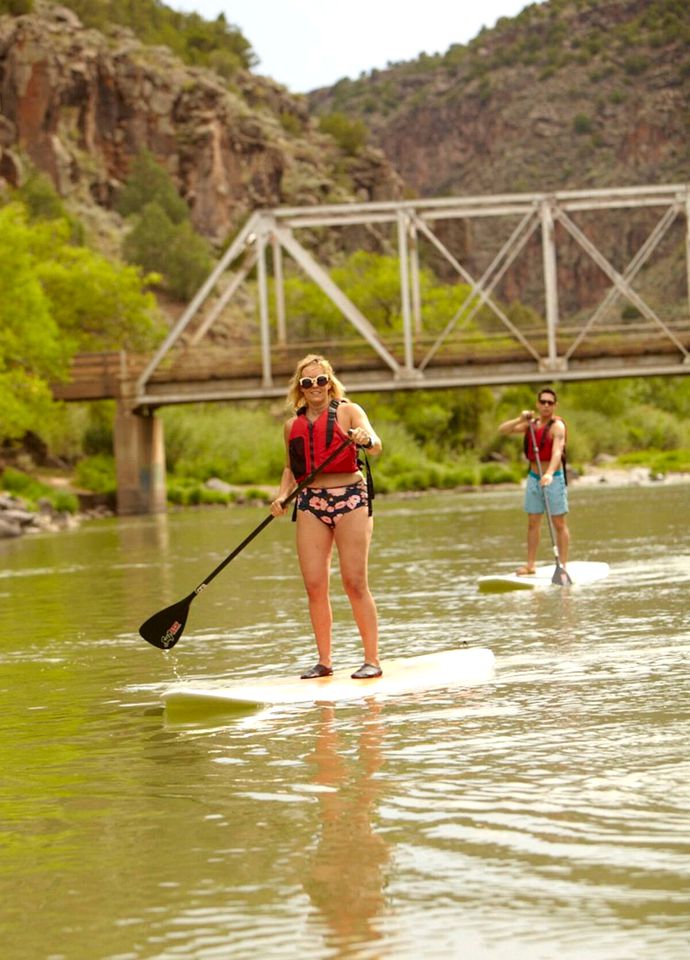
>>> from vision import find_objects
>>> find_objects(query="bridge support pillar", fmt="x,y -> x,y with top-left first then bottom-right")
114,402 -> 167,515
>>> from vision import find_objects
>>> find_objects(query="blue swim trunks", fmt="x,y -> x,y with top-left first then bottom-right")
524,470 -> 568,515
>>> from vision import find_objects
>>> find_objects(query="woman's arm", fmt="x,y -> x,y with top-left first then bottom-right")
270,420 -> 297,515
342,402 -> 382,456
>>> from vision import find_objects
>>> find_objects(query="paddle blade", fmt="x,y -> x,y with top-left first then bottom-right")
552,564 -> 573,587
139,593 -> 195,650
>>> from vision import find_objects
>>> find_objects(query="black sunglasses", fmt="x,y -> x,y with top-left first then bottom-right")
538,397 -> 555,405
299,375 -> 330,389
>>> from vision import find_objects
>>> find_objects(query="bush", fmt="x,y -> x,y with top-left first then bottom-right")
122,203 -> 212,300
0,467 -> 78,513
573,114 -> 593,135
166,477 -> 236,506
117,152 -> 188,224
51,490 -> 80,513
480,462 -> 522,485
318,113 -> 369,155
622,404 -> 686,451
162,404 -> 285,485
623,54 -> 649,76
0,0 -> 33,15
617,449 -> 690,474
73,454 -> 117,495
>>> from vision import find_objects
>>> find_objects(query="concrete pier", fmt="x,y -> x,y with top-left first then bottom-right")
114,402 -> 166,515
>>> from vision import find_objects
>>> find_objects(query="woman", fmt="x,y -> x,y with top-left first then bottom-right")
270,354 -> 383,679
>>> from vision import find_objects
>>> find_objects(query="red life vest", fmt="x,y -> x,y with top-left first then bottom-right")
524,417 -> 567,465
289,399 -> 358,481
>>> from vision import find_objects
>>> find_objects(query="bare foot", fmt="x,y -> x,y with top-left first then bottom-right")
515,565 -> 536,576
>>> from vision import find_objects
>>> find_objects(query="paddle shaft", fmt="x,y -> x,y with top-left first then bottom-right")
139,434 -> 360,648
527,418 -> 570,583
191,434 -> 354,595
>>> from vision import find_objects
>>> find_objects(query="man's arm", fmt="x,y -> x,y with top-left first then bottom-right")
541,421 -> 565,486
498,410 -> 533,435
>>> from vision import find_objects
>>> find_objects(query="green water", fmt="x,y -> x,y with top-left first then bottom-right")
1,483 -> 689,959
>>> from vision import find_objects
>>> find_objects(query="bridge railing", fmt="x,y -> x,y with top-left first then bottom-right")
53,311 -> 690,405
51,351 -> 131,401
51,184 -> 690,406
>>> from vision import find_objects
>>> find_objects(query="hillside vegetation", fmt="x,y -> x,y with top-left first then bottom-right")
310,0 -> 689,195
1,0 -> 689,506
0,0 -> 256,75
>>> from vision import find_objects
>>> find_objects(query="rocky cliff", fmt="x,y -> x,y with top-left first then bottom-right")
0,2 -> 402,244
1,1 -> 687,313
308,0 -> 689,310
310,0 -> 688,198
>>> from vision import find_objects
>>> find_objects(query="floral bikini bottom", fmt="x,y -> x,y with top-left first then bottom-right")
296,480 -> 369,527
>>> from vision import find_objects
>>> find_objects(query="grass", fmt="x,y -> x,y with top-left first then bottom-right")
1,467 -> 79,513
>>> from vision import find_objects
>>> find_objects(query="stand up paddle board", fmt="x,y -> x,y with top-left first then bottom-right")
478,560 -> 610,593
162,646 -> 495,716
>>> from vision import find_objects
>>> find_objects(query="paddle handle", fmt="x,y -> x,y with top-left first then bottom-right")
194,435 -> 354,592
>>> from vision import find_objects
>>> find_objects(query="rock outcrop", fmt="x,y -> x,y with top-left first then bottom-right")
0,2 -> 402,242
309,0 -> 690,309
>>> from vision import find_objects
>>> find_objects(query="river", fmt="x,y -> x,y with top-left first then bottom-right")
1,481 -> 688,959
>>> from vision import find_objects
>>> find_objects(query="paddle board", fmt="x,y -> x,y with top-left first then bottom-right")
162,646 -> 495,716
477,560 -> 610,593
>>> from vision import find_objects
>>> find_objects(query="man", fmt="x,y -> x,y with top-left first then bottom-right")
498,387 -> 569,575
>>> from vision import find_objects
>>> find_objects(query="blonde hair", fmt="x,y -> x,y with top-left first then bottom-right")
286,354 -> 346,411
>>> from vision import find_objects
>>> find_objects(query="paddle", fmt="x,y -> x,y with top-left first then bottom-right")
527,419 -> 572,587
139,435 -> 355,650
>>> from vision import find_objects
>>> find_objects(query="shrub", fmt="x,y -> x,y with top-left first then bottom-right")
122,203 -> 212,301
318,113 -> 369,155
73,455 -> 117,495
0,0 -> 33,15
480,462 -> 522,485
622,404 -> 686,451
617,449 -> 690,474
623,55 -> 649,76
573,114 -> 593,135
0,467 -> 78,512
162,404 -> 284,485
117,151 -> 188,224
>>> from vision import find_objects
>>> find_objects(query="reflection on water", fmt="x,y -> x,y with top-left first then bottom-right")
302,703 -> 389,948
0,483 -> 689,959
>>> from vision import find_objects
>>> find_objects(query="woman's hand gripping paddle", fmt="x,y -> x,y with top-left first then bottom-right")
139,436 -> 354,650
527,419 -> 572,587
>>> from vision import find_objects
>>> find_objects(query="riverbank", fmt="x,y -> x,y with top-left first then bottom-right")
2,464 -> 689,540
0,491 -> 81,538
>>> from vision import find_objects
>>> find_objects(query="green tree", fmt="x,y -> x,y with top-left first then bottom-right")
0,202 -> 161,440
282,250 -> 486,340
122,201 -> 212,301
35,239 -> 162,351
318,113 -> 369,155
58,1 -> 256,75
0,205 -> 70,439
117,151 -> 188,224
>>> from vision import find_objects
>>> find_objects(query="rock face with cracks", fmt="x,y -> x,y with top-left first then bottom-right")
0,3 -> 402,243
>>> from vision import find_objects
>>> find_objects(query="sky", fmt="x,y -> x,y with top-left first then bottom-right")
171,1 -> 544,93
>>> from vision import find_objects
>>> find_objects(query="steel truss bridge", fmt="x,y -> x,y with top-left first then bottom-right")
56,182 -> 690,410
122,182 -> 690,408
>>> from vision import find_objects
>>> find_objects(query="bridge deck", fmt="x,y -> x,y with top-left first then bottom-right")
52,320 -> 690,407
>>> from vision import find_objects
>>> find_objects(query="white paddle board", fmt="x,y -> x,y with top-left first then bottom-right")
478,560 -> 610,593
162,646 -> 495,715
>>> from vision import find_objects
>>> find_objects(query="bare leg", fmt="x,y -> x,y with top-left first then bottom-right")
525,513 -> 542,571
296,513 -> 335,667
551,514 -> 570,566
334,508 -> 379,667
